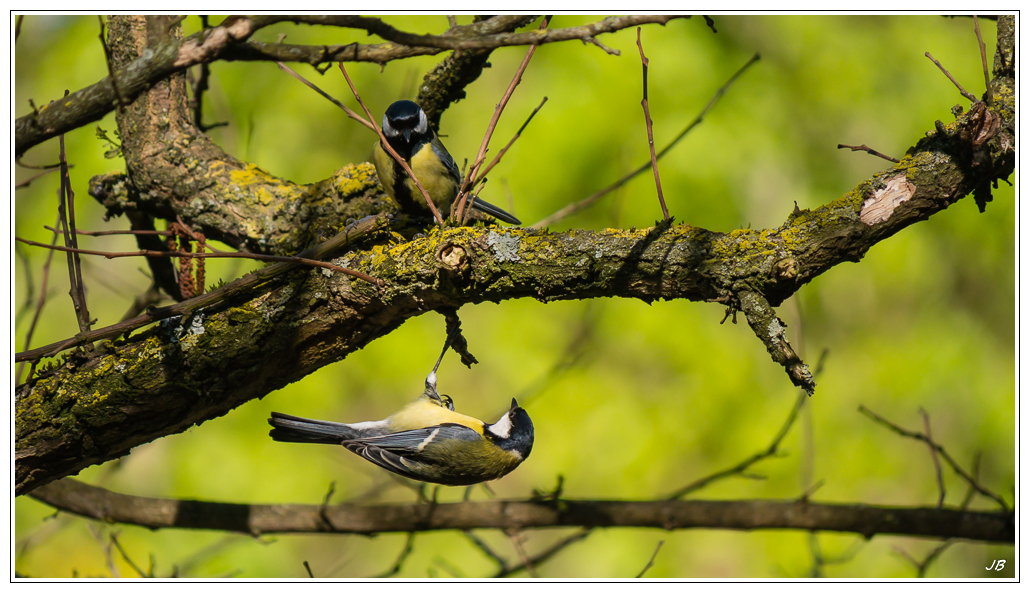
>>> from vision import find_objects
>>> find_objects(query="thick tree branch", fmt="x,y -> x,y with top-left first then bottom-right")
30,478 -> 1013,543
14,18 -> 1014,495
15,15 -> 687,156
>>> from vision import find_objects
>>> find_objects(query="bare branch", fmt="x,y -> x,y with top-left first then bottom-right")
837,143 -> 900,163
636,28 -> 669,221
858,406 -> 1008,511
56,132 -> 91,336
15,214 -> 389,364
973,16 -> 992,105
669,391 -> 806,499
455,17 -> 550,223
925,51 -> 978,102
16,235 -> 383,286
473,96 -> 548,186
374,532 -> 416,578
507,531 -> 538,577
29,478 -> 1013,543
533,52 -> 760,228
496,528 -> 592,577
15,214 -> 61,385
16,15 -> 688,155
919,408 -> 946,508
276,62 -> 373,131
636,540 -> 664,577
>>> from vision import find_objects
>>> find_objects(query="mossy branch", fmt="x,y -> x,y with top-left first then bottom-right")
14,17 -> 1015,495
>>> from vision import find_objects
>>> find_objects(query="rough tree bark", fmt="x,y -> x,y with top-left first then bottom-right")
15,13 -> 1015,527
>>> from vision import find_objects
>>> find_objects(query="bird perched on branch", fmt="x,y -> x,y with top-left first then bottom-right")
268,339 -> 534,486
372,100 -> 521,225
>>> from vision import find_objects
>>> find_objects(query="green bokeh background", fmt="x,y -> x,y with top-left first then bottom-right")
14,15 -> 1014,578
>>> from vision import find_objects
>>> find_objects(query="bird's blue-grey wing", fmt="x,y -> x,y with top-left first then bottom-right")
342,424 -> 481,480
346,424 -> 481,453
430,137 -> 462,186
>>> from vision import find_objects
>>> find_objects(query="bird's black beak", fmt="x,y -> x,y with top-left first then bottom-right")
510,398 -> 519,410
402,129 -> 411,143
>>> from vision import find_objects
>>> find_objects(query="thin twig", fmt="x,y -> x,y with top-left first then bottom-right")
473,96 -> 548,185
16,157 -> 62,170
973,16 -> 992,105
532,53 -> 759,228
495,528 -> 592,578
337,62 -> 444,224
15,166 -> 62,189
961,452 -> 982,509
277,62 -> 373,130
15,237 -> 383,287
88,524 -> 119,578
110,533 -> 150,577
894,451 -> 985,578
15,245 -> 35,326
636,27 -> 669,221
121,283 -> 164,321
925,52 -> 977,102
836,143 -> 900,163
454,16 -> 551,223
45,225 -> 171,238
858,405 -> 1008,511
15,214 -> 390,363
375,532 -> 417,578
668,391 -> 807,499
15,214 -> 61,385
57,130 -> 91,336
919,408 -> 946,508
582,35 -> 619,55
464,531 -> 509,572
190,16 -> 228,131
16,14 -> 23,40
507,531 -> 539,578
893,542 -> 951,578
302,560 -> 314,578
636,540 -> 664,577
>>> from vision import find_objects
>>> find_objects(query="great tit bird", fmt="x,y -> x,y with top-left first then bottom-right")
372,100 -> 522,225
268,364 -> 534,486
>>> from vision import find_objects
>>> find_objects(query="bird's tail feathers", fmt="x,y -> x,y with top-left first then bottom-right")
470,197 -> 521,225
268,412 -> 358,444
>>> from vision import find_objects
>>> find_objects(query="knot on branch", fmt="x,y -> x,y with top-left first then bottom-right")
771,257 -> 798,281
436,241 -> 469,271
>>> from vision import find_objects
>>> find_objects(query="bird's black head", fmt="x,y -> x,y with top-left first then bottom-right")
382,100 -> 430,157
485,398 -> 534,460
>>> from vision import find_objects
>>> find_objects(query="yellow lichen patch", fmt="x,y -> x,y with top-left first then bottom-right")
136,337 -> 167,363
601,227 -> 650,240
79,390 -> 109,407
331,163 -> 378,197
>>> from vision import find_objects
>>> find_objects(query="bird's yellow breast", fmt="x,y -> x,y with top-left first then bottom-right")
386,398 -> 486,434
406,143 -> 458,209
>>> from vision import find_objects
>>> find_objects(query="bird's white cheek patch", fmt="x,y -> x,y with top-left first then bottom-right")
487,414 -> 513,439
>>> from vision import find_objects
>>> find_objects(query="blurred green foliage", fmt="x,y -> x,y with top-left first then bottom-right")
14,15 -> 1014,578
